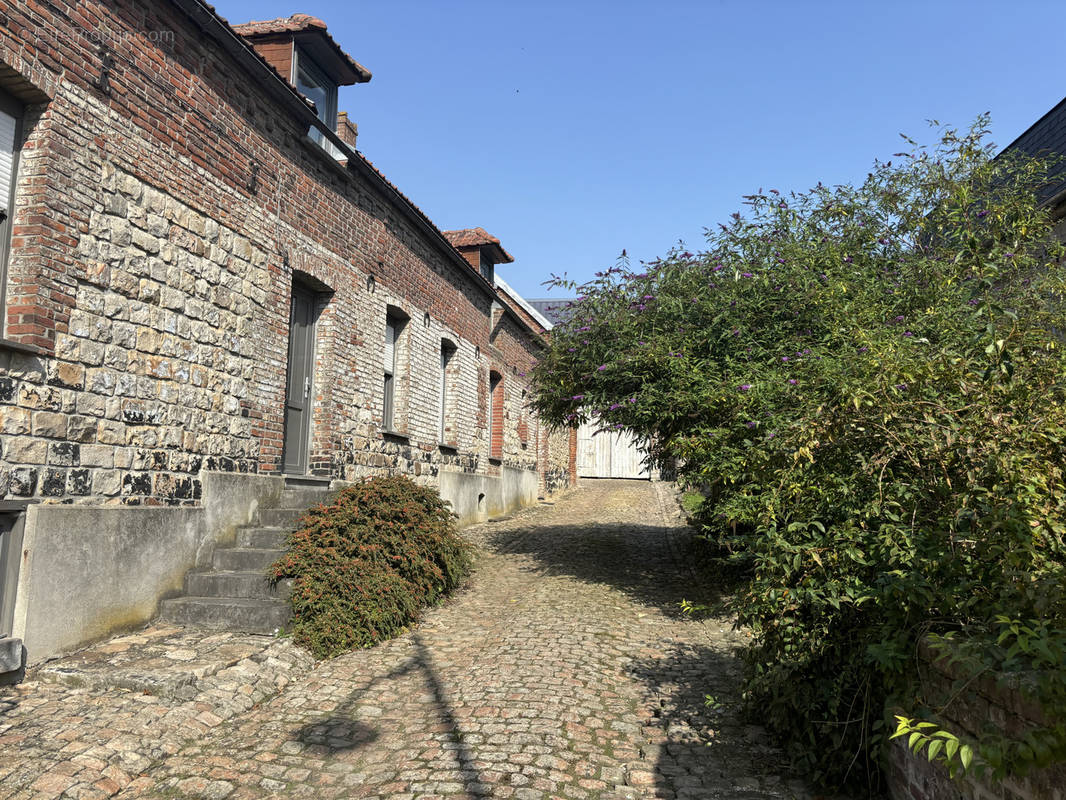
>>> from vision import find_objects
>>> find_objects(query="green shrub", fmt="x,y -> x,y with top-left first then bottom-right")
529,118 -> 1066,791
270,475 -> 473,659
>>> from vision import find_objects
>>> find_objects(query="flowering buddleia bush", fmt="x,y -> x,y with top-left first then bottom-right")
530,118 -> 1066,791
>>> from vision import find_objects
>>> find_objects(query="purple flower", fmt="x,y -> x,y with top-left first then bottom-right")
628,397 -> 637,403
782,356 -> 789,362
857,346 -> 868,353
609,403 -> 622,410
713,264 -> 724,272
742,272 -> 753,278
976,210 -> 988,218
571,394 -> 585,400
895,383 -> 908,391
739,384 -> 751,392
894,315 -> 905,323
903,331 -> 913,337
968,298 -> 980,306
1004,253 -> 1014,258
746,421 -> 756,428
844,256 -> 854,263
768,432 -> 776,439
597,364 -> 607,371
643,295 -> 654,300
578,326 -> 591,332
788,379 -> 797,385
567,347 -> 576,352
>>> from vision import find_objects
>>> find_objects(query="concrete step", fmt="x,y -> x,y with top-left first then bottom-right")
158,596 -> 290,634
184,570 -> 291,600
256,507 -> 308,528
279,488 -> 334,509
212,547 -> 286,572
236,526 -> 290,549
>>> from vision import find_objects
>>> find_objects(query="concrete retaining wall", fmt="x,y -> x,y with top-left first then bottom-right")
440,465 -> 538,527
10,471 -> 281,665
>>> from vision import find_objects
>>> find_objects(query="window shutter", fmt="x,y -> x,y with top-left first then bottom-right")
0,108 -> 15,210
384,317 -> 396,373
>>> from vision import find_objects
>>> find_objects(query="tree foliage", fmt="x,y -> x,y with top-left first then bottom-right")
530,118 -> 1066,790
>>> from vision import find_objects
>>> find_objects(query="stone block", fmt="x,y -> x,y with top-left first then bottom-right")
97,420 -> 125,444
40,468 -> 66,496
0,638 -> 23,673
0,406 -> 32,435
48,441 -> 79,466
92,469 -> 121,495
79,444 -> 114,468
4,437 -> 48,464
47,361 -> 85,390
32,411 -> 68,439
9,467 -> 38,496
66,415 -> 97,442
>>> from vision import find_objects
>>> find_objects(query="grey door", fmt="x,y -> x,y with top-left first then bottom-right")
283,286 -> 316,474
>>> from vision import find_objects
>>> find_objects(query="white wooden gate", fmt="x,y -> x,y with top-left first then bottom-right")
576,423 -> 650,479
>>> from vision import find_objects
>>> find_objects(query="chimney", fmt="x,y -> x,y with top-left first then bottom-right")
336,111 -> 358,149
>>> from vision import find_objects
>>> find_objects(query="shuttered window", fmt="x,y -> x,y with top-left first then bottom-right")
383,315 -> 397,431
0,91 -> 22,327
0,109 -> 15,206
440,340 -> 456,443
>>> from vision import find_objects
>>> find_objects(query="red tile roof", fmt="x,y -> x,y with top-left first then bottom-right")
232,14 -> 371,84
231,12 -> 326,35
442,228 -> 515,263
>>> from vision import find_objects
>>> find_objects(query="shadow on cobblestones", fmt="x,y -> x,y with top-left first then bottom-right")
483,522 -> 711,616
288,632 -> 487,788
628,642 -> 807,799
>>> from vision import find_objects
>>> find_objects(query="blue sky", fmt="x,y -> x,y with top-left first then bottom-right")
214,0 -> 1066,299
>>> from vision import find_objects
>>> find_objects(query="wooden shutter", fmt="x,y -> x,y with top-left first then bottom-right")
384,316 -> 396,374
0,108 -> 15,215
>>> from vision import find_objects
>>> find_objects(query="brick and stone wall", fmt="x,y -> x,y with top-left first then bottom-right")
885,642 -> 1066,800
0,0 -> 573,507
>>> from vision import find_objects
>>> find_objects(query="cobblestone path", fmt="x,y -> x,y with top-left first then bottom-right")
1,480 -> 815,799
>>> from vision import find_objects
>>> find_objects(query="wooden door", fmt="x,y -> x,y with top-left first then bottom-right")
283,286 -> 316,474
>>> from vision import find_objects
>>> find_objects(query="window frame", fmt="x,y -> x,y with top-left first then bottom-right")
383,313 -> 398,432
0,89 -> 24,332
488,370 -> 503,460
294,46 -> 339,150
439,339 -> 457,444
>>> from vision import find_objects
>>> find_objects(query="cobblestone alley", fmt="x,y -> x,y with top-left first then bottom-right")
0,480 -> 817,799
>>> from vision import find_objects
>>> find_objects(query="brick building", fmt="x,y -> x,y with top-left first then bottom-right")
0,3 -> 574,667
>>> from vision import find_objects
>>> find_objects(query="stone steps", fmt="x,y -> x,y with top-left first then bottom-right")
185,570 -> 291,600
212,547 -> 286,572
236,526 -> 290,549
159,596 -> 292,633
158,481 -> 333,634
257,507 -> 308,529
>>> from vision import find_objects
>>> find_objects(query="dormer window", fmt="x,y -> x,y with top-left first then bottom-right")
232,15 -> 371,160
294,47 -> 338,150
479,250 -> 494,284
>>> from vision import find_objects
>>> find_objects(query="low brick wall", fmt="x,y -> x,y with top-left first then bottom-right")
885,643 -> 1066,800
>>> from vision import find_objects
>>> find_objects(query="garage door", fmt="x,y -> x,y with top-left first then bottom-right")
576,423 -> 650,479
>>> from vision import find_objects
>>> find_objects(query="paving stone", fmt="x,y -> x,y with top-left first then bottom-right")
0,480 -> 840,799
